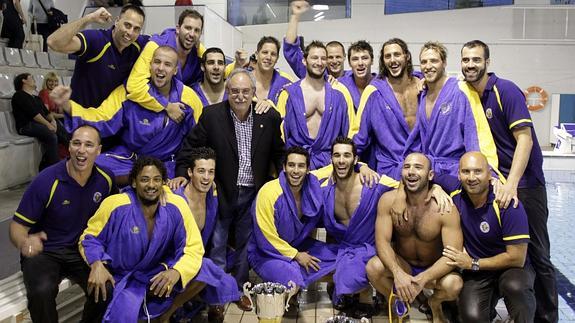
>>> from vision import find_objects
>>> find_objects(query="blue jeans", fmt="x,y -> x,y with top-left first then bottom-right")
208,186 -> 256,289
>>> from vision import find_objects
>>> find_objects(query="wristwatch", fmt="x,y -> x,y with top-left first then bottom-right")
471,258 -> 480,271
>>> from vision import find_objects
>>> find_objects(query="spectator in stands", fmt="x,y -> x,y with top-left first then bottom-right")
47,4 -> 147,108
38,72 -> 62,119
27,0 -> 54,52
11,73 -> 68,170
8,125 -> 116,323
1,0 -> 25,49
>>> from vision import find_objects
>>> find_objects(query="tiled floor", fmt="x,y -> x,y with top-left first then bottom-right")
2,177 -> 575,322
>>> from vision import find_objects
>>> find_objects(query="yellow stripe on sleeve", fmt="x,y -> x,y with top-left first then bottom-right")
95,166 -> 113,194
78,194 -> 131,264
87,42 -> 111,63
168,193 -> 205,287
126,41 -> 165,113
492,201 -> 502,227
449,189 -> 462,198
275,90 -> 289,118
46,180 -> 59,208
181,86 -> 205,124
254,180 -> 299,259
77,33 -> 88,57
509,119 -> 533,130
503,234 -> 530,241
14,212 -> 36,225
493,85 -> 503,111
70,85 -> 128,122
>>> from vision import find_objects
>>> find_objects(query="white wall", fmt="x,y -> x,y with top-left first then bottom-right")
239,1 -> 575,146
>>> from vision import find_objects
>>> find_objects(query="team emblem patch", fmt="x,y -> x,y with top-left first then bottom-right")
486,108 -> 493,119
480,221 -> 490,233
93,192 -> 102,203
131,226 -> 140,234
385,104 -> 392,111
440,103 -> 452,114
139,119 -> 150,126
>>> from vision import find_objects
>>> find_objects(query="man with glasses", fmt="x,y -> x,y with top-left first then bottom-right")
172,69 -> 285,311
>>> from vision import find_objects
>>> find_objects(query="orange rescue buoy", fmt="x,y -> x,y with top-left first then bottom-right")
524,86 -> 548,111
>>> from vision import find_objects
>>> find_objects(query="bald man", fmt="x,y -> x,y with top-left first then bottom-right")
366,153 -> 463,323
439,152 -> 535,323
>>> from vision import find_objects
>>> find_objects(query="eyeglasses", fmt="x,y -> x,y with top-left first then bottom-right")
229,88 -> 253,97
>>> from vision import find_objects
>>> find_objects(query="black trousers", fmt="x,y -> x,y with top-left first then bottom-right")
1,13 -> 25,49
519,186 -> 558,323
20,247 -> 108,323
458,266 -> 536,323
19,121 -> 68,170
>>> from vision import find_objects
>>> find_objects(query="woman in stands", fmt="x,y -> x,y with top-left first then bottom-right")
38,72 -> 62,119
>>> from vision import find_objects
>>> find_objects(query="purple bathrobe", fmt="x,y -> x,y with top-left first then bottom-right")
174,186 -> 240,304
322,174 -> 398,296
276,80 -> 354,169
191,82 -> 228,107
407,77 -> 498,176
338,72 -> 377,112
248,172 -> 338,287
79,189 -> 205,322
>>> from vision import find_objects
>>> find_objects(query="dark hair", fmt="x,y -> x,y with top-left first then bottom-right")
186,147 -> 216,171
201,47 -> 225,65
331,136 -> 357,157
420,41 -> 448,63
379,38 -> 413,78
120,4 -> 146,20
128,156 -> 168,184
14,73 -> 31,91
462,40 -> 490,60
284,146 -> 310,168
257,36 -> 281,53
71,125 -> 102,145
326,41 -> 345,55
348,40 -> 373,62
178,9 -> 204,29
304,40 -> 327,59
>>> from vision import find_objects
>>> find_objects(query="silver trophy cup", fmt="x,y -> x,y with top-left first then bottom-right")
242,281 -> 297,322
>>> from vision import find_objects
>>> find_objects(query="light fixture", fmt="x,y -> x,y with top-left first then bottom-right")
314,15 -> 325,21
314,11 -> 324,18
312,5 -> 329,11
266,3 -> 277,18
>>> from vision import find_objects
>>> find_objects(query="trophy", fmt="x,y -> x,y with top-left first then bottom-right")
242,281 -> 297,323
325,315 -> 370,323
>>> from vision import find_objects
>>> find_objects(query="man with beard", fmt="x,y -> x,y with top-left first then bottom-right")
366,153 -> 463,323
352,38 -> 422,178
9,125 -> 116,322
460,40 -> 557,323
52,46 -> 204,185
440,152 -> 535,323
321,137 -> 398,318
248,146 -> 338,294
276,41 -> 355,169
192,48 -> 228,107
47,5 -> 148,107
338,40 -> 377,112
284,0 -> 346,79
252,36 -> 295,104
408,41 -> 498,176
79,157 -> 208,322
172,147 -> 240,322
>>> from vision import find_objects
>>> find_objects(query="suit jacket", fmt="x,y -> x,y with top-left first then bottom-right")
176,100 -> 285,211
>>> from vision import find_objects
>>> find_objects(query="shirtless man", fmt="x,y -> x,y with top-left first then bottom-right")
192,47 -> 227,107
252,36 -> 294,104
366,153 -> 463,322
276,41 -> 354,169
322,137 -> 399,318
353,38 -> 421,179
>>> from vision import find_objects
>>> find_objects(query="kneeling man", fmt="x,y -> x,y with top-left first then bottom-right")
79,157 -> 207,322
367,153 -> 463,323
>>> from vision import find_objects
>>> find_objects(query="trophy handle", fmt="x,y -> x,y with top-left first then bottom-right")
284,280 -> 297,311
242,282 -> 254,309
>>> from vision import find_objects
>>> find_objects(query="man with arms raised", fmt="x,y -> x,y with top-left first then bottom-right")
366,153 -> 463,323
252,36 -> 295,104
79,157 -> 208,322
9,125 -> 115,322
284,0 -> 346,79
353,38 -> 421,178
192,47 -> 228,107
322,137 -> 398,318
461,40 -> 557,323
47,4 -> 147,107
52,46 -> 204,185
441,152 -> 535,323
248,146 -> 337,294
276,41 -> 354,169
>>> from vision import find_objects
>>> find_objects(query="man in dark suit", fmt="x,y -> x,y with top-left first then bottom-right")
170,68 -> 285,311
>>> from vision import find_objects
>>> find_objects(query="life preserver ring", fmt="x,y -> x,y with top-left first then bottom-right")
524,86 -> 548,111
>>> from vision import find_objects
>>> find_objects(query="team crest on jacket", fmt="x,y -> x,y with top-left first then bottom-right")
93,192 -> 102,203
131,226 -> 140,234
480,221 -> 490,233
485,108 -> 493,119
440,103 -> 452,115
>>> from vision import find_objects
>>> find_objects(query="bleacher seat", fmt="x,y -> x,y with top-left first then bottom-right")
48,52 -> 67,70
0,112 -> 36,145
36,51 -> 52,69
21,49 -> 38,67
4,48 -> 23,67
0,73 -> 15,99
0,48 -> 6,66
0,98 -> 10,111
34,74 -> 45,89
